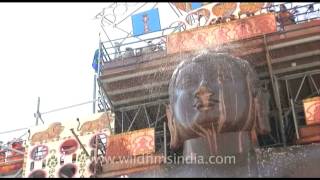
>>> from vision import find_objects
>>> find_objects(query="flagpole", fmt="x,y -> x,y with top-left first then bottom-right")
93,74 -> 97,114
93,33 -> 101,114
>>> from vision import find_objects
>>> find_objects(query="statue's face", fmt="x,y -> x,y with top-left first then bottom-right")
170,56 -> 252,132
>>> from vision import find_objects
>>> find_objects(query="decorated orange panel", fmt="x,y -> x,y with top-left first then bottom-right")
106,128 -> 155,159
212,3 -> 237,17
303,96 -> 320,125
173,3 -> 188,12
173,3 -> 206,12
167,13 -> 277,55
239,3 -> 265,15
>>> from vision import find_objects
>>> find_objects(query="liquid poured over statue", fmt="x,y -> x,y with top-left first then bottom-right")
166,51 -> 271,157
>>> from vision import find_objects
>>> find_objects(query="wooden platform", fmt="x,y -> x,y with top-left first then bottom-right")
296,124 -> 320,144
100,20 -> 320,110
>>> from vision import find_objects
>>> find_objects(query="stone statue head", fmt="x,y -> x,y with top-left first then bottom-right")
166,51 -> 270,150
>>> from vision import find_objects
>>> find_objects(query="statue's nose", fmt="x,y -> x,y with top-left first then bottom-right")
194,80 -> 214,98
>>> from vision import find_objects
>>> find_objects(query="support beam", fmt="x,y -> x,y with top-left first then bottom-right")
70,128 -> 89,157
154,103 -> 162,129
124,111 -> 132,130
268,35 -> 320,50
127,106 -> 141,132
97,78 -> 113,107
93,74 -> 97,114
278,69 -> 320,80
264,35 -> 286,146
285,79 -> 291,110
294,74 -> 307,102
163,121 -> 167,164
143,105 -> 151,128
121,111 -> 124,132
310,75 -> 320,95
259,61 -> 320,78
256,50 -> 320,67
274,77 -> 287,146
290,99 -> 300,140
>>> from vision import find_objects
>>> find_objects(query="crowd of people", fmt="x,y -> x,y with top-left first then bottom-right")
114,40 -> 165,59
208,3 -> 298,28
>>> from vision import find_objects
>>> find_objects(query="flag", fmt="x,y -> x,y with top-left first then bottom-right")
191,2 -> 203,10
92,49 -> 99,73
131,8 -> 161,36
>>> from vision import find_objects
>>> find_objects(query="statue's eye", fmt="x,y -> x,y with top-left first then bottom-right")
179,77 -> 196,89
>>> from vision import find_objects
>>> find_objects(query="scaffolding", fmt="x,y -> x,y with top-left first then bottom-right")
97,2 -> 320,152
1,2 -> 320,177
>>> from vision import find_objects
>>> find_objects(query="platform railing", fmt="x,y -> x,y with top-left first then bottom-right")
99,3 -> 319,64
0,140 -> 25,167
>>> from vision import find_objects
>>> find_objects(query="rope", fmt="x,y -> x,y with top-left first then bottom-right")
41,99 -> 100,115
0,128 -> 29,135
0,98 -> 104,135
115,3 -> 148,26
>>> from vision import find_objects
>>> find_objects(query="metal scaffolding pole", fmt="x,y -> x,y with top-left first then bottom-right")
93,74 -> 97,114
290,98 -> 300,140
264,35 -> 287,146
163,121 -> 167,164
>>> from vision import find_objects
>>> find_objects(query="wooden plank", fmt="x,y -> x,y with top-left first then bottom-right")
296,135 -> 320,145
298,125 -> 320,139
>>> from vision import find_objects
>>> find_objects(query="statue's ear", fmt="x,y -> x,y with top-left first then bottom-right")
254,89 -> 271,135
165,104 -> 183,150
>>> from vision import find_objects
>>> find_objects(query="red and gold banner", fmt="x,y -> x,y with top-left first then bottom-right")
106,128 -> 155,159
167,13 -> 277,54
303,96 -> 320,126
